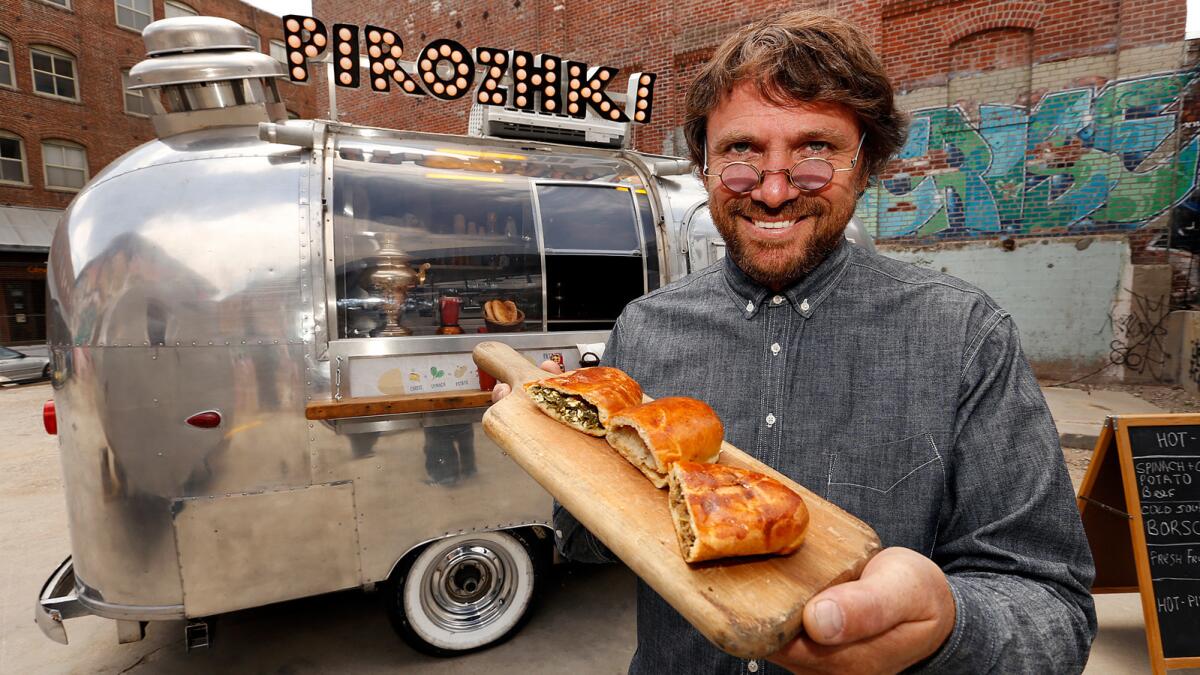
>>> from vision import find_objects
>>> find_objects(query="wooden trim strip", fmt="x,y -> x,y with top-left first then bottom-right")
306,390 -> 492,420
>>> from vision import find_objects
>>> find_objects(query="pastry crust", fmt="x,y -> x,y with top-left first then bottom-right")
606,397 -> 724,488
667,461 -> 809,563
523,366 -> 643,436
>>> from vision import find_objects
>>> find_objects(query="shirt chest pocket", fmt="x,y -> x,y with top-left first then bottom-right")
825,432 -> 944,553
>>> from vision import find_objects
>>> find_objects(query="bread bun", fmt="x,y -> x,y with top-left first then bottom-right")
484,299 -> 521,326
498,300 -> 518,323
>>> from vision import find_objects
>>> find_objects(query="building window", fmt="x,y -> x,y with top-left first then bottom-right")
42,140 -> 87,191
30,46 -> 77,101
115,0 -> 153,31
121,69 -> 151,116
243,27 -> 261,51
164,1 -> 196,18
0,36 -> 13,89
270,39 -> 287,64
38,0 -> 71,8
0,132 -> 27,185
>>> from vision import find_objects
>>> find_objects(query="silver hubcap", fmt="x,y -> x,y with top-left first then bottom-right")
418,540 -> 518,632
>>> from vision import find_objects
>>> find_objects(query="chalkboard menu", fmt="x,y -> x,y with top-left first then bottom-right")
1127,425 -> 1200,660
1078,414 -> 1200,674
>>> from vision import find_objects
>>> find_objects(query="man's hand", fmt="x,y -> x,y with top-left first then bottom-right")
768,547 -> 955,675
489,359 -> 564,403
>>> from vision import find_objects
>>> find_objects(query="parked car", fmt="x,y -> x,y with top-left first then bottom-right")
0,346 -> 50,384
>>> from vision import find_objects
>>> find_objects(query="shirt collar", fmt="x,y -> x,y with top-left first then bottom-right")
723,238 -> 854,319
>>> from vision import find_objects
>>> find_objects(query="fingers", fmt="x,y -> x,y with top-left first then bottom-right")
540,359 -> 564,374
801,547 -> 953,646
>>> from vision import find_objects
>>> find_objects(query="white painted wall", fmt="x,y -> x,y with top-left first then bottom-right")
879,237 -> 1131,377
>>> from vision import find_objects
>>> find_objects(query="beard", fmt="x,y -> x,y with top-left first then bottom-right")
709,192 -> 855,290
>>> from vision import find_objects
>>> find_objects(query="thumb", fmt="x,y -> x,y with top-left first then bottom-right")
490,383 -> 512,403
802,547 -> 947,645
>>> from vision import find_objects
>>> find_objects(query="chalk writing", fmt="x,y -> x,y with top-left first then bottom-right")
1127,425 -> 1200,657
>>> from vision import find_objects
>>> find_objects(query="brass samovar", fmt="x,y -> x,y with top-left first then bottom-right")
364,232 -> 430,336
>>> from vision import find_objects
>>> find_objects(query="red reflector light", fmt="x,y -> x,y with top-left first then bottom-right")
43,400 -> 57,435
186,411 -> 222,428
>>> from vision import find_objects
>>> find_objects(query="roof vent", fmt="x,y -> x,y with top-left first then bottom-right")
129,16 -> 287,138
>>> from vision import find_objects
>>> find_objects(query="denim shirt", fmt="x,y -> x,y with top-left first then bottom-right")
554,240 -> 1097,674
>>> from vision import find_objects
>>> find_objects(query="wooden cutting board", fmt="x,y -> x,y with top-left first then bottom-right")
474,341 -> 881,658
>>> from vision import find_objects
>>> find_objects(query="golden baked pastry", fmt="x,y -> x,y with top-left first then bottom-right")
606,397 -> 724,488
667,461 -> 809,563
523,367 -> 643,436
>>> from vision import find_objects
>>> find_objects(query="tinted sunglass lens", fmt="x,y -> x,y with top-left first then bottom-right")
791,160 -> 834,190
720,164 -> 760,193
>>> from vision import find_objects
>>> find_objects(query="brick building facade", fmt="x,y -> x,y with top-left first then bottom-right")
0,0 -> 318,345
307,0 -> 1195,252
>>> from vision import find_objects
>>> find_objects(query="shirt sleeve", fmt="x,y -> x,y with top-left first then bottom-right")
550,316 -> 631,564
913,312 -> 1097,673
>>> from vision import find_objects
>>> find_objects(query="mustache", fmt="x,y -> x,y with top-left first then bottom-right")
726,196 -> 825,221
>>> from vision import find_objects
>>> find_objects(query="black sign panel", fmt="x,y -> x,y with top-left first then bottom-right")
1128,424 -> 1200,660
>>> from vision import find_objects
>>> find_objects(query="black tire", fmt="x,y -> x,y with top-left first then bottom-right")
385,528 -> 546,656
41,363 -> 51,380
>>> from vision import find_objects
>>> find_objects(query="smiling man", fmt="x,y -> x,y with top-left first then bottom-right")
545,10 -> 1097,675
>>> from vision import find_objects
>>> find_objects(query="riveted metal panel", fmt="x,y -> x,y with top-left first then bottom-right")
172,482 -> 360,617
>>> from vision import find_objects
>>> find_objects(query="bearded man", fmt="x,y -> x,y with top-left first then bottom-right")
499,10 -> 1097,674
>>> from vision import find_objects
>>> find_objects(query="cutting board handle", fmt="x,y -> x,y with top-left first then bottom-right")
473,341 -> 553,387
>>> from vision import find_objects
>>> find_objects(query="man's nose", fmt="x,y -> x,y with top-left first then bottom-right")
751,169 -> 799,209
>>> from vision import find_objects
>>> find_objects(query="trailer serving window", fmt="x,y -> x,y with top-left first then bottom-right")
535,183 -> 646,331
330,133 -> 651,339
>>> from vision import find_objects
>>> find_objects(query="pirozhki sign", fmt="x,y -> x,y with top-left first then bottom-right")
282,15 -> 657,124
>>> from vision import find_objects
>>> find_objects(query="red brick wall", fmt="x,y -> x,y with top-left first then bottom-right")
307,0 -> 1185,154
0,0 -> 318,212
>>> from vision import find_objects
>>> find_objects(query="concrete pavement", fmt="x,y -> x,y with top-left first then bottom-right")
1043,386 -> 1169,450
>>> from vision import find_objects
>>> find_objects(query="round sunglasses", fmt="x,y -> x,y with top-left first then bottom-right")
702,134 -> 865,193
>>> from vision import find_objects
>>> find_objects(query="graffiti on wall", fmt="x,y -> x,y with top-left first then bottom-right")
1108,290 -> 1173,380
857,70 -> 1200,240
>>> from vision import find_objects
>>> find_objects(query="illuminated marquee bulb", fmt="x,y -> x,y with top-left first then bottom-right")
509,51 -> 563,114
364,24 -> 424,96
474,47 -> 509,107
416,38 -> 475,101
625,71 -> 657,124
331,24 -> 360,88
282,15 -> 329,83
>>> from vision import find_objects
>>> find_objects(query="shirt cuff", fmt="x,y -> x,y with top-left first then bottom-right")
906,576 -> 993,674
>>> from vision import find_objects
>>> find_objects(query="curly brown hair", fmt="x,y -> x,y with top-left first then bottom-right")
683,11 -> 907,183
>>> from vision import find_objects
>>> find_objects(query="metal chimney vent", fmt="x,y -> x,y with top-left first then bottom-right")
129,16 -> 287,138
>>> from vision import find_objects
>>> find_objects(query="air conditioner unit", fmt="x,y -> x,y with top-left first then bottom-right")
468,104 -> 630,148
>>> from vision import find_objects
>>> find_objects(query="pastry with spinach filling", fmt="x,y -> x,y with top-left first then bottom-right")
523,366 -> 642,437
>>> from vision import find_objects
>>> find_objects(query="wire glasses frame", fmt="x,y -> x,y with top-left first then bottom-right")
702,133 -> 866,193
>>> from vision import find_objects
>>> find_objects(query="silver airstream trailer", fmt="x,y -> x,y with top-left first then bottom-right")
35,16 -> 872,654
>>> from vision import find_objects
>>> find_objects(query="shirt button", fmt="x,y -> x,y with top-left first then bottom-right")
771,295 -> 784,305
801,298 -> 810,312
770,343 -> 781,355
748,660 -> 759,673
746,300 -> 754,312
765,413 -> 776,427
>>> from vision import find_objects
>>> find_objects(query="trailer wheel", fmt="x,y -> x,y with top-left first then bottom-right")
386,530 -> 541,655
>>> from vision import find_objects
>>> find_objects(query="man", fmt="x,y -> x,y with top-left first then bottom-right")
498,10 -> 1096,674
